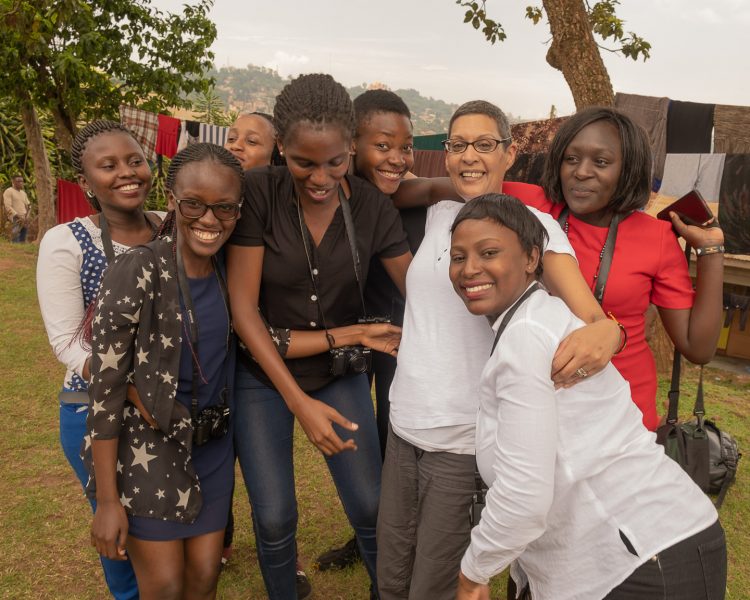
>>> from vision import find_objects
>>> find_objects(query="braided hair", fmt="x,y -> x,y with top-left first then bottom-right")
71,120 -> 141,211
353,89 -> 411,134
158,143 -> 244,241
273,74 -> 355,144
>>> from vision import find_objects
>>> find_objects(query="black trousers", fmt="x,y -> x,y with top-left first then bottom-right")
508,520 -> 726,600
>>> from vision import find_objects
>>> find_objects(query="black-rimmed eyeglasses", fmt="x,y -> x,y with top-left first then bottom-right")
175,198 -> 242,221
442,137 -> 511,154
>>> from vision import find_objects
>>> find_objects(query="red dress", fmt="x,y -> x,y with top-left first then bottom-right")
547,206 -> 695,430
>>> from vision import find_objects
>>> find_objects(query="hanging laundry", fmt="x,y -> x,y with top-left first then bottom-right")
119,105 -> 159,162
659,154 -> 726,202
666,101 -> 715,154
614,93 -> 670,188
177,120 -> 201,152
57,179 -> 93,224
714,105 -> 750,154
511,117 -> 567,155
719,154 -> 750,255
198,123 -> 229,147
155,114 -> 181,158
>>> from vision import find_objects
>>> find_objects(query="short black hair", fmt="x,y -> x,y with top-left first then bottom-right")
448,100 -> 511,147
451,194 -> 548,277
541,106 -> 651,213
353,90 -> 411,134
273,73 -> 355,144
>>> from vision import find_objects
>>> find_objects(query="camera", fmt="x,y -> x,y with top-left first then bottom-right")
193,398 -> 230,447
329,316 -> 390,377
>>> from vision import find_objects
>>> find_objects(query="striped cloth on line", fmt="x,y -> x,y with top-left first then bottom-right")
199,123 -> 229,147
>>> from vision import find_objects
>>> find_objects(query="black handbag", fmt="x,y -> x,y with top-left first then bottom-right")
655,346 -> 741,509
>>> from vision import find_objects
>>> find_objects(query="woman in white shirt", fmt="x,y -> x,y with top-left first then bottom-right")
37,120 -> 162,600
448,194 -> 725,600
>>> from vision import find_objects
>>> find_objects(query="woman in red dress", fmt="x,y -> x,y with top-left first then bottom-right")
540,107 -> 725,430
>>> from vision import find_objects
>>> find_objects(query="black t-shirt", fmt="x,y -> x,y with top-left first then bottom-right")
363,206 -> 427,326
230,166 -> 409,391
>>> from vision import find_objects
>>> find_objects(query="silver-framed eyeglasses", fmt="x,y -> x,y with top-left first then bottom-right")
175,198 -> 243,221
442,137 -> 511,154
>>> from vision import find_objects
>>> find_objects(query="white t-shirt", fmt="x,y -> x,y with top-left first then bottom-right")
461,287 -> 717,599
389,200 -> 574,453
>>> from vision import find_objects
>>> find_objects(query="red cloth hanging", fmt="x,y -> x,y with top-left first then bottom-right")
57,179 -> 93,224
155,114 -> 181,158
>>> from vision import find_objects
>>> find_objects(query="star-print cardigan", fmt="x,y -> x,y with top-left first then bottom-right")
83,236 -> 205,524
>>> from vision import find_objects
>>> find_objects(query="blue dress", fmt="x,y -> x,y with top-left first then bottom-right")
128,273 -> 235,540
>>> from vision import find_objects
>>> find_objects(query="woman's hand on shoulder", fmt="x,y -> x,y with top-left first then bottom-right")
294,393 -> 359,456
551,318 -> 620,388
91,499 -> 128,560
358,323 -> 402,357
670,212 -> 724,248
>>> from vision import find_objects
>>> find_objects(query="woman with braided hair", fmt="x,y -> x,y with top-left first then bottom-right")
37,119 -> 163,599
84,143 -> 243,599
227,73 -> 411,599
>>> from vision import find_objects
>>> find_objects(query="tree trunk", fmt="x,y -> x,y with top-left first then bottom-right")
50,103 -> 76,154
19,98 -> 56,240
542,0 -> 615,108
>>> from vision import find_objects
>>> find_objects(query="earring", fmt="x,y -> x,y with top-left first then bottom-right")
85,190 -> 95,199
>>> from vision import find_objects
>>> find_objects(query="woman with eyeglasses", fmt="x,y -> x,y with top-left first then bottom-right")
226,73 -> 411,600
84,144 -> 244,600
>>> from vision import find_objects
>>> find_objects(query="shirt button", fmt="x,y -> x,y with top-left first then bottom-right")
312,268 -> 319,275
311,294 -> 318,301
310,321 -> 317,327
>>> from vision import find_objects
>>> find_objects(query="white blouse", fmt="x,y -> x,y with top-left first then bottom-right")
461,288 -> 717,599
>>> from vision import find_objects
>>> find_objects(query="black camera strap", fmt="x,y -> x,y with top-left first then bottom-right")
337,186 -> 368,316
99,212 -> 158,263
490,282 -> 542,355
175,239 -> 231,423
556,207 -> 625,305
296,195 -> 333,337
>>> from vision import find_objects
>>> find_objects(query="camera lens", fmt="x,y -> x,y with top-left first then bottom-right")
349,353 -> 368,374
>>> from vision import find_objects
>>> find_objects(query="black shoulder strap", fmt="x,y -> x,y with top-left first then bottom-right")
490,282 -> 542,355
557,207 -> 625,305
338,185 -> 368,315
666,243 -> 704,423
98,214 -> 116,262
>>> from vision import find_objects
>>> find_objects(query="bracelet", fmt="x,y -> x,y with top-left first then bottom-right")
607,312 -> 628,355
695,244 -> 724,257
325,331 -> 336,350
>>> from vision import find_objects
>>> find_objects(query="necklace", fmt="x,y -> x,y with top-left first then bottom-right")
562,217 -> 608,289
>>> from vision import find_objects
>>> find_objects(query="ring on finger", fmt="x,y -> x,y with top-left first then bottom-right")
575,367 -> 589,379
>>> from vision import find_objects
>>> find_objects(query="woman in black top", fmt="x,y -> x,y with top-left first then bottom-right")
227,74 -> 411,599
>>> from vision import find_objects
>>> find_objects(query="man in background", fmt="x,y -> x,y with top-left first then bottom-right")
4,174 -> 31,243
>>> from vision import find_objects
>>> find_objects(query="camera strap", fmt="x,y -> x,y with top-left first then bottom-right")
557,207 -> 625,305
98,212 -> 158,263
337,186 -> 368,316
296,195 -> 333,337
490,282 -> 542,355
175,239 -> 231,423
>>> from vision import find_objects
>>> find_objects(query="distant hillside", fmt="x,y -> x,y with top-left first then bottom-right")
209,65 -> 460,135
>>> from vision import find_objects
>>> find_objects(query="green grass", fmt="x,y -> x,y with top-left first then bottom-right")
1,239 -> 748,599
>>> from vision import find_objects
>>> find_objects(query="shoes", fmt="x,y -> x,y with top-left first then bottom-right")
296,568 -> 312,600
315,536 -> 361,571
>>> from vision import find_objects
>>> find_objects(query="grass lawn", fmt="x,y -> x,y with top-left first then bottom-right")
2,239 -> 748,599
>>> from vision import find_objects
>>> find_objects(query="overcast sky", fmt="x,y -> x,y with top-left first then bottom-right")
153,0 -> 749,120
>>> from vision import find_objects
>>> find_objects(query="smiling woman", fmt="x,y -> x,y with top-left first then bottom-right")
83,143 -> 244,600
226,73 -> 411,600
36,119 -> 164,599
